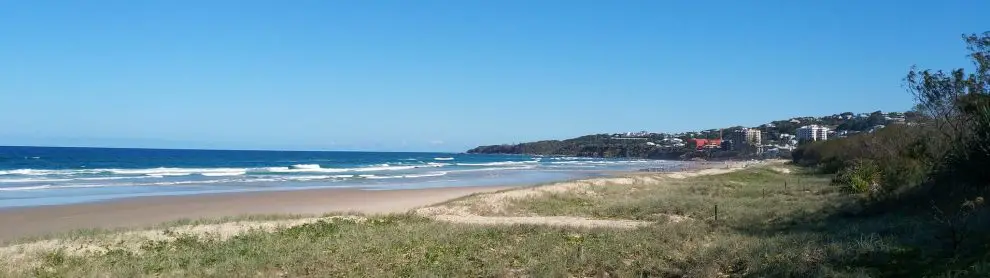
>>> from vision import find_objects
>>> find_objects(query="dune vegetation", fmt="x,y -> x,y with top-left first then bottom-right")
2,161 -> 985,277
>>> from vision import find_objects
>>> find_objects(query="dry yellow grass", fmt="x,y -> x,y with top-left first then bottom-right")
0,216 -> 366,272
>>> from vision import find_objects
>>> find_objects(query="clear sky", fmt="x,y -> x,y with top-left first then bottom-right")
1,1 -> 987,152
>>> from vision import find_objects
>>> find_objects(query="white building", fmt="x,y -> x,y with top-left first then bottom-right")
796,125 -> 829,141
731,128 -> 762,146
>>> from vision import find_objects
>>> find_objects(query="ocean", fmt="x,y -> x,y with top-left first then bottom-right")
0,146 -> 684,208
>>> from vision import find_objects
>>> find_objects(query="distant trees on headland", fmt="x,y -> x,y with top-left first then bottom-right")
466,134 -> 686,159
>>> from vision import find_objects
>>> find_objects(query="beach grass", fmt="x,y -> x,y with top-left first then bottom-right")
509,167 -> 846,225
0,214 -> 341,247
3,165 -> 984,277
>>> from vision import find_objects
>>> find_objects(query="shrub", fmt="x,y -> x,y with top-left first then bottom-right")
832,159 -> 881,194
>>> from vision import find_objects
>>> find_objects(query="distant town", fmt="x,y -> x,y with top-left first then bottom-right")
468,110 -> 923,160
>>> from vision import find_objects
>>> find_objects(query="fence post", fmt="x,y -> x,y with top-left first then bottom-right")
714,204 -> 718,224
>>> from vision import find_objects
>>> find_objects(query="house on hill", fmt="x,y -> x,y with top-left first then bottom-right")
688,138 -> 722,150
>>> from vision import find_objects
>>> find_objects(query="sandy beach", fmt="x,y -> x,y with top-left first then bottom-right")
0,185 -> 514,243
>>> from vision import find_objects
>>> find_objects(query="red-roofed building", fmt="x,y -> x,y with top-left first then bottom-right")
688,138 -> 722,150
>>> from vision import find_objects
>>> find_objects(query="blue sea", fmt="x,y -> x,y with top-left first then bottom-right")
0,146 -> 684,208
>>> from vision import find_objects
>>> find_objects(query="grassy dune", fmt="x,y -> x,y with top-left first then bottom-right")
3,165 -> 985,277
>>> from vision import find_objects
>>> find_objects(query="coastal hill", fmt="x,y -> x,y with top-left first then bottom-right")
467,134 -> 684,159
467,110 -> 925,158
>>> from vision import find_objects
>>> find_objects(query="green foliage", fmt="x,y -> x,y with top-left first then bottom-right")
467,134 -> 687,159
904,32 -> 990,202
793,32 -> 989,207
831,159 -> 881,194
789,32 -> 990,276
793,123 -> 933,195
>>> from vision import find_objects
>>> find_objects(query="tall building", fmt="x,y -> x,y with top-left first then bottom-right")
797,125 -> 829,141
728,128 -> 762,150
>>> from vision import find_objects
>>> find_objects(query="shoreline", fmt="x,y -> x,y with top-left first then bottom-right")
0,161 -> 727,243
0,184 -> 515,243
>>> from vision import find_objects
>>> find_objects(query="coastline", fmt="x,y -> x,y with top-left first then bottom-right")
0,184 -> 515,243
0,160 -> 732,243
0,159 -> 789,276
0,159 -> 744,243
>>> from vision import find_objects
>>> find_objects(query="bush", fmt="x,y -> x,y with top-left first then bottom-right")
832,159 -> 881,194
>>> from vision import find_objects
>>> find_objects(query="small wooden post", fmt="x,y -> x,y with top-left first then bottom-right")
714,204 -> 719,223
784,181 -> 788,191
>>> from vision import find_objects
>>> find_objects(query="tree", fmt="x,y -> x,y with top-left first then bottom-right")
867,110 -> 886,126
905,32 -> 990,190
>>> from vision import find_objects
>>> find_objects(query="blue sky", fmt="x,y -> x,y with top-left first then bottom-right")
0,1 -> 986,152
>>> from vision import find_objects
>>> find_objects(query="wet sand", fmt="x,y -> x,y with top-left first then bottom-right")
0,185 -> 514,243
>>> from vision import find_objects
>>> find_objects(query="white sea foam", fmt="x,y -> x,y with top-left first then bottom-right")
0,169 -> 64,176
550,157 -> 589,161
0,167 -> 256,177
401,172 -> 448,178
139,180 -> 233,186
0,185 -> 54,191
289,164 -> 322,169
354,165 -> 418,172
109,167 -> 248,176
0,162 -> 453,178
434,157 -> 454,161
447,165 -> 536,173
456,161 -> 537,166
201,171 -> 247,177
0,183 -> 119,191
361,172 -> 447,179
0,178 -> 73,183
251,167 -> 346,174
287,175 -> 333,181
76,176 -> 149,181
549,161 -> 585,165
253,164 -> 423,174
0,168 -> 451,191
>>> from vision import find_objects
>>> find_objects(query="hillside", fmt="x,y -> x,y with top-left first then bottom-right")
466,134 -> 686,159
467,110 -> 924,158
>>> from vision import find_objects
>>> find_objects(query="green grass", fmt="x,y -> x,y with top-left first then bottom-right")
5,165 -> 990,277
510,167 -> 845,226
9,214 -> 871,278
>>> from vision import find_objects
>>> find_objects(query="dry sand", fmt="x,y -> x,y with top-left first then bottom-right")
0,185 -> 513,243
